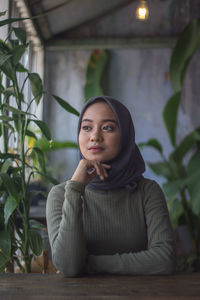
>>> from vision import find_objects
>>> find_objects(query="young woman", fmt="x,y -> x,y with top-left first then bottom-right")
46,96 -> 176,277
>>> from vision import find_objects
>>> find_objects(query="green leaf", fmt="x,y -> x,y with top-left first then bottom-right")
84,49 -> 108,102
51,94 -> 80,117
162,179 -> 186,201
162,91 -> 181,147
148,161 -> 174,180
0,17 -> 31,27
172,126 -> 200,163
0,53 -> 12,66
4,195 -> 18,225
0,116 -> 14,121
3,104 -> 26,115
25,129 -> 38,140
0,58 -> 15,81
0,153 -> 19,160
0,39 -> 10,52
170,19 -> 200,92
186,151 -> 200,215
31,147 -> 46,173
3,86 -> 15,98
0,229 -> 11,272
0,173 -> 18,199
167,197 -> 183,228
0,11 -> 7,17
28,119 -> 51,140
29,219 -> 46,230
29,73 -> 43,105
11,45 -> 26,65
13,27 -> 26,44
36,171 -> 59,185
34,138 -> 78,152
1,159 -> 11,173
16,62 -> 28,73
28,229 -> 43,256
9,39 -> 19,48
138,138 -> 163,154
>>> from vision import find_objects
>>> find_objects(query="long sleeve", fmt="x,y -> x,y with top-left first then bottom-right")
86,181 -> 176,275
46,180 -> 88,277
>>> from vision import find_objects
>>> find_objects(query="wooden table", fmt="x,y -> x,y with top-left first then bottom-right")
0,273 -> 200,300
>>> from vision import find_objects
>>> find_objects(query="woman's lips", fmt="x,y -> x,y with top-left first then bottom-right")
89,146 -> 104,153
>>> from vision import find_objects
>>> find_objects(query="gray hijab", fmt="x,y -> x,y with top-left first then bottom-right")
78,96 -> 145,192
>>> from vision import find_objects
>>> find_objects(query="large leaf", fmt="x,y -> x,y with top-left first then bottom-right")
3,86 -> 15,98
16,62 -> 28,73
36,171 -> 59,185
170,19 -> 200,92
29,73 -> 43,105
0,11 -> 6,17
0,153 -> 20,160
11,45 -> 26,65
1,159 -> 12,173
0,173 -> 18,200
4,195 -> 18,226
167,197 -> 183,228
51,94 -> 80,117
28,229 -> 43,256
148,161 -> 174,180
171,126 -> 200,163
25,129 -> 38,140
84,49 -> 108,102
0,53 -> 12,66
186,151 -> 200,215
0,229 -> 11,273
0,17 -> 32,27
13,27 -> 27,44
0,58 -> 15,81
29,219 -> 46,230
3,104 -> 26,115
162,91 -> 181,147
162,179 -> 186,201
34,138 -> 78,152
138,138 -> 163,154
31,147 -> 46,173
28,119 -> 51,140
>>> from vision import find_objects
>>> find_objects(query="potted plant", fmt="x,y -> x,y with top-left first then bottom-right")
0,11 -> 79,273
139,19 -> 200,271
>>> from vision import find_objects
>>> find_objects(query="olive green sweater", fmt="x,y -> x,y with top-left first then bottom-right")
46,178 -> 176,277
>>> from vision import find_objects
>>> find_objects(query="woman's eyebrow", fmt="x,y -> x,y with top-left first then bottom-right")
81,118 -> 117,124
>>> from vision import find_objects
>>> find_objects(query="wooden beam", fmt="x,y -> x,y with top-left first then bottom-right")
45,37 -> 177,51
54,0 -> 137,39
23,0 -> 52,40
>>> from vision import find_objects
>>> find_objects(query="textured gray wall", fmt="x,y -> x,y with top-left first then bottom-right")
44,0 -> 200,184
44,46 -> 199,185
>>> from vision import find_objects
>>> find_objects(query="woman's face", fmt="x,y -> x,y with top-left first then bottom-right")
79,102 -> 120,162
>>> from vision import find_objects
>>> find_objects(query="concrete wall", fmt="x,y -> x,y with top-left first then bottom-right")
44,0 -> 200,185
44,45 -> 199,185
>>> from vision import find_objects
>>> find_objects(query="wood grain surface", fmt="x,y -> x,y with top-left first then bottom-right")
0,273 -> 199,300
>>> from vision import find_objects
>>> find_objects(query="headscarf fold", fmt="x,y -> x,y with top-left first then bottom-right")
78,96 -> 145,192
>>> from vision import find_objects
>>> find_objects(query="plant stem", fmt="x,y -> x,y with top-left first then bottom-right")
14,74 -> 31,273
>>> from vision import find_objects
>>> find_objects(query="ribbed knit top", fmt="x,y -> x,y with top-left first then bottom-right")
46,178 -> 176,277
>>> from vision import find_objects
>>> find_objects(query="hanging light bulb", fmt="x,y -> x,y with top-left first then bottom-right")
136,0 -> 149,21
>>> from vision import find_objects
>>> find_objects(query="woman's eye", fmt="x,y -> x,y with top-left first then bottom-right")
82,125 -> 92,131
103,125 -> 114,131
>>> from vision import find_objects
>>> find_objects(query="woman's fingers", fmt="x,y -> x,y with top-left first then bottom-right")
92,162 -> 111,180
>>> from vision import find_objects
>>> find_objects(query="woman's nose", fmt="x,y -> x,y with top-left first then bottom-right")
90,129 -> 103,142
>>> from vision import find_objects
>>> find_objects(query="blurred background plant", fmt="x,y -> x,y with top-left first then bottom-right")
0,11 -> 79,273
139,18 -> 200,271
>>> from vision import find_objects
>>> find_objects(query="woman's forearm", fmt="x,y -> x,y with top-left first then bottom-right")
46,180 -> 87,277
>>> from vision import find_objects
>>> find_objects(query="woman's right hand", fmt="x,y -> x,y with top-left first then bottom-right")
71,159 -> 111,186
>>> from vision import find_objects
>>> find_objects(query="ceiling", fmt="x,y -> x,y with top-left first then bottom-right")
24,0 -> 136,42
